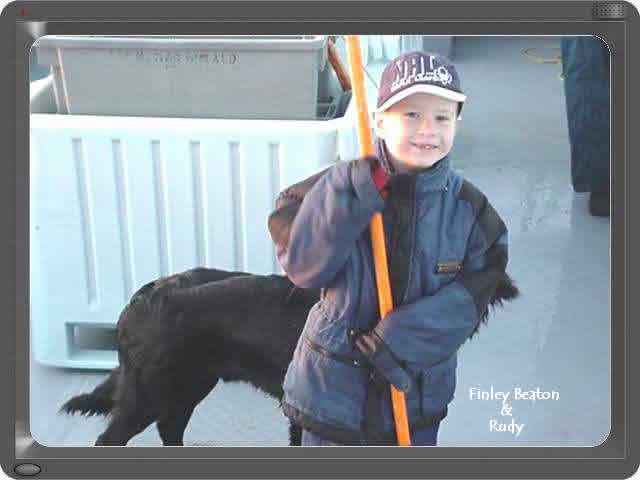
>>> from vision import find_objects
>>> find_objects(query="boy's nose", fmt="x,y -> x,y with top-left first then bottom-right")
416,117 -> 435,133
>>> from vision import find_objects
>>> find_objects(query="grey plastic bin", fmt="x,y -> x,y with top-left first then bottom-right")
34,35 -> 328,120
400,35 -> 455,59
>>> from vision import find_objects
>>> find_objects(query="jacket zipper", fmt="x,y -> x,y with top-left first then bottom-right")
403,177 -> 418,305
419,371 -> 426,417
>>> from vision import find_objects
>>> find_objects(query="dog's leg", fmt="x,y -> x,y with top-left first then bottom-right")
95,411 -> 156,446
155,404 -> 196,446
156,377 -> 219,446
289,422 -> 302,446
94,364 -> 157,446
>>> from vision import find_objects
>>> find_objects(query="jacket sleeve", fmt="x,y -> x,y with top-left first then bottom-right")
267,159 -> 386,289
355,189 -> 520,392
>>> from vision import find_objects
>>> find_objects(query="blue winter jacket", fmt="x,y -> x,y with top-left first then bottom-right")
267,138 -> 519,445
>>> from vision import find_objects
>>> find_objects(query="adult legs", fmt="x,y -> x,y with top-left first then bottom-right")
561,36 -> 610,216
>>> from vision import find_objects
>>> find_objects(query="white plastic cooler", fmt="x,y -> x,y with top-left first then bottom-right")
29,74 -> 360,369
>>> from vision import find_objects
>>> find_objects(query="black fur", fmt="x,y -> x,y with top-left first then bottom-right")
59,268 -> 318,446
471,271 -> 520,338
59,368 -> 118,416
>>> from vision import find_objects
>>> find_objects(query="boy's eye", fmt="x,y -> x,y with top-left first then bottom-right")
404,112 -> 451,121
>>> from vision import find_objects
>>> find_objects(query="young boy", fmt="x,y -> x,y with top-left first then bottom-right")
268,51 -> 519,446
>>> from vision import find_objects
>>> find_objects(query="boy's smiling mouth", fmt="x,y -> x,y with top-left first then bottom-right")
410,142 -> 438,151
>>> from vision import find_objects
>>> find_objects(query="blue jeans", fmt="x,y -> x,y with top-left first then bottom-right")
560,36 -> 610,193
301,422 -> 441,446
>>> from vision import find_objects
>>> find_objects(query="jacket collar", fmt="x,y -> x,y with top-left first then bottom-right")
375,138 -> 450,193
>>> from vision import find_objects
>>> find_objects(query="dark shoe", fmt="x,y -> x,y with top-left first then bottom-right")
589,192 -> 610,217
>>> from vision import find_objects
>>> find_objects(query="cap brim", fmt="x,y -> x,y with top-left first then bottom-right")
375,84 -> 467,113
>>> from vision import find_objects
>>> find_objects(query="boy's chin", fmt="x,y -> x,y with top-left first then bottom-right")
399,155 -> 444,171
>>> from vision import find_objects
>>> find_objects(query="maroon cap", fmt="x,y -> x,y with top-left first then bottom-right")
376,50 -> 466,118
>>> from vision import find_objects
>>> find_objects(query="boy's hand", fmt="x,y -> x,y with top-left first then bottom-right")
353,329 -> 411,392
361,155 -> 390,199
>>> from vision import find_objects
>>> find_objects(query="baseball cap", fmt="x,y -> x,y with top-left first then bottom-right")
376,50 -> 467,118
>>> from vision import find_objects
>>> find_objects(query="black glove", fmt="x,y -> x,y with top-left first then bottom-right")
353,330 -> 411,392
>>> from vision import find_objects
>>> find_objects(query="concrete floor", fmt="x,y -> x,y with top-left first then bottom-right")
29,36 -> 610,447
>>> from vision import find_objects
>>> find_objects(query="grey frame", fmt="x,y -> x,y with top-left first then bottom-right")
1,1 -> 637,478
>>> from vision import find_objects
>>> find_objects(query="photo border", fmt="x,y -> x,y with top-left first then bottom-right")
1,1 -> 637,478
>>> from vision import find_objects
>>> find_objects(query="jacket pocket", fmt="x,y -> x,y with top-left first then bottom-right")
303,336 -> 367,369
420,354 -> 457,413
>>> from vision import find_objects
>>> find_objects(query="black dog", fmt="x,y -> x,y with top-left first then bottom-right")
59,267 -> 319,446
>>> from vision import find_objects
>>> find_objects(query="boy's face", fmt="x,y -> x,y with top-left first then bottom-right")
374,93 -> 458,172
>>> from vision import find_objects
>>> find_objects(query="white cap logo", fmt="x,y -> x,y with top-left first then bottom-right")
391,55 -> 453,93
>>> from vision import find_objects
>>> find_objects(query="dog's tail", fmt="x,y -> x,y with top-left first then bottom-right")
59,367 -> 120,416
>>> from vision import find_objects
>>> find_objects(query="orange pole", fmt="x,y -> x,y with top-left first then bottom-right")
345,36 -> 411,447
